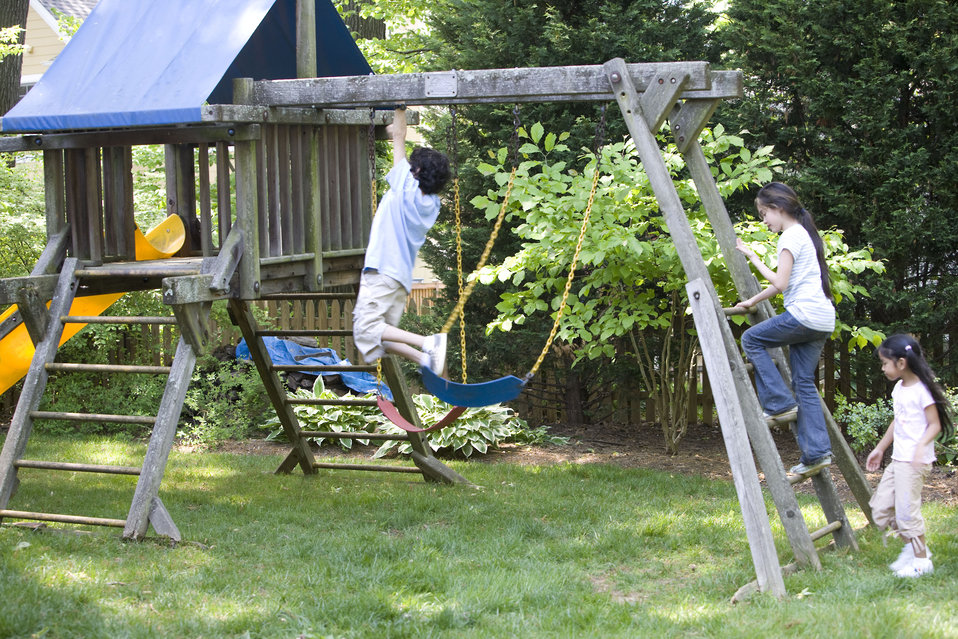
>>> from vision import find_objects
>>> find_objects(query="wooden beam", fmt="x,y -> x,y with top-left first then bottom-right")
247,63 -> 742,108
199,106 -> 413,126
0,125 -> 261,153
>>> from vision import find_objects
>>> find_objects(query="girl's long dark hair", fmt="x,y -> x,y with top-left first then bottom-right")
755,182 -> 831,299
878,334 -> 955,442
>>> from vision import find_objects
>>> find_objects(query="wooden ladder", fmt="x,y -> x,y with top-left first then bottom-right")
228,293 -> 469,484
602,58 -> 872,596
0,258 -> 211,541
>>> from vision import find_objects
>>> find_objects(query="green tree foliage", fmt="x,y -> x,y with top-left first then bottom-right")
471,123 -> 884,451
0,154 -> 45,277
722,0 -> 958,381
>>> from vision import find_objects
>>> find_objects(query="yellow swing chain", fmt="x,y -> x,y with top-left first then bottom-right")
527,105 -> 608,379
526,159 -> 602,378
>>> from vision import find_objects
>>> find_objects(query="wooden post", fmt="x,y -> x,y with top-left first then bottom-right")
296,0 -> 317,79
605,58 -> 820,568
688,278 -> 786,597
124,336 -> 199,539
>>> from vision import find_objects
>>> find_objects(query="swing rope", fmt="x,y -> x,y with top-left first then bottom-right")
450,106 -> 468,383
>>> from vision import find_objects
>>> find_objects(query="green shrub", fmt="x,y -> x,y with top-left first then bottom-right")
835,389 -> 958,466
264,377 -> 564,457
180,353 -> 272,448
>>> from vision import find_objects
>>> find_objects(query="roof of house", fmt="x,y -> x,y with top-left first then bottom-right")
4,0 -> 370,133
36,0 -> 98,19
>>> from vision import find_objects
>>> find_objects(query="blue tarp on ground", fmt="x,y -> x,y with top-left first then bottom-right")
236,336 -> 391,400
1,0 -> 371,132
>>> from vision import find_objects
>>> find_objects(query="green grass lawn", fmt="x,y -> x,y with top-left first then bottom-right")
0,435 -> 955,638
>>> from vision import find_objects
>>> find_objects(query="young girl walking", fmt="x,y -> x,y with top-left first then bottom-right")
867,334 -> 953,577
735,182 -> 835,476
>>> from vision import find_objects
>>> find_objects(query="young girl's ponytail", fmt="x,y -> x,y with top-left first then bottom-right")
878,334 -> 955,442
755,183 -> 832,299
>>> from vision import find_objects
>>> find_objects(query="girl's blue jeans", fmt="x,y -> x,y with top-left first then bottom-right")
741,310 -> 832,464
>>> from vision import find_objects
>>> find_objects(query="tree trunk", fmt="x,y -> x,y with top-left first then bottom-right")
340,0 -> 385,40
0,0 -> 30,117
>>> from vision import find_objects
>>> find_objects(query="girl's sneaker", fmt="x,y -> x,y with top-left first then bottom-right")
895,556 -> 934,578
889,544 -> 915,571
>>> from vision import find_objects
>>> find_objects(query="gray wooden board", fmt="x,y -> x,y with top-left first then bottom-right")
248,63 -> 742,108
687,279 -> 786,597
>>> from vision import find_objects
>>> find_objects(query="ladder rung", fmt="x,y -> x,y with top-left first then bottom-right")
14,460 -> 141,475
271,364 -> 377,373
45,363 -> 172,375
260,292 -> 357,301
75,267 -> 200,278
300,431 -> 410,442
809,520 -> 842,542
257,329 -> 353,337
30,411 -> 156,425
723,306 -> 758,316
0,509 -> 126,528
61,315 -> 177,325
312,462 -> 421,474
287,398 -> 378,407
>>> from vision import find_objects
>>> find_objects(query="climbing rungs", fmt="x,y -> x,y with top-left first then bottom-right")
14,460 -> 141,475
30,411 -> 156,425
61,315 -> 176,325
300,431 -> 410,442
257,329 -> 352,337
45,363 -> 172,375
272,364 -> 377,373
809,521 -> 842,542
287,397 -> 378,407
312,462 -> 420,473
0,510 -> 126,528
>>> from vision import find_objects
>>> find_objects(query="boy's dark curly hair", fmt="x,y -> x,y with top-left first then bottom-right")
409,147 -> 451,195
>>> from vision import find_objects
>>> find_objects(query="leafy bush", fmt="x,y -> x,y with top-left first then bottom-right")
835,389 -> 958,466
373,393 -> 562,458
180,352 -> 272,448
264,377 -> 562,457
263,376 -> 380,449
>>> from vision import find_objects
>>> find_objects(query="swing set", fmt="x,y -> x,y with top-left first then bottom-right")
376,105 -> 607,431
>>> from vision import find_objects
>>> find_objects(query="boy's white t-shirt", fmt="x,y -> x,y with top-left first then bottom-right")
778,224 -> 835,332
363,159 -> 440,293
891,379 -> 938,464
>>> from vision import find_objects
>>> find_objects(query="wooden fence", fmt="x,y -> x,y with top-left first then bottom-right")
2,284 -> 950,427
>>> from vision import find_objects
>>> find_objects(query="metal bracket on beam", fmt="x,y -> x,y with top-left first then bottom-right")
425,70 -> 459,98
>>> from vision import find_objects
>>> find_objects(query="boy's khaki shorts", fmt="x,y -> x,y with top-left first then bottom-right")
352,270 -> 407,363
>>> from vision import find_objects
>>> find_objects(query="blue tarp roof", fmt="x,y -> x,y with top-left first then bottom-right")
2,0 -> 371,133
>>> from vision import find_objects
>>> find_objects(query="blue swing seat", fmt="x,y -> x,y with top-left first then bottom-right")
420,366 -> 527,408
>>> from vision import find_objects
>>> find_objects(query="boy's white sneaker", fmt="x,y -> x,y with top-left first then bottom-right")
895,556 -> 934,578
422,333 -> 447,376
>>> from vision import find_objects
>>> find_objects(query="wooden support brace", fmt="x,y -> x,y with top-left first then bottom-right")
0,275 -> 57,308
171,302 -> 211,355
670,99 -> 721,155
639,71 -> 690,132
148,496 -> 181,542
687,278 -> 786,597
124,337 -> 199,540
30,226 -> 71,276
14,286 -> 48,346
208,227 -> 244,293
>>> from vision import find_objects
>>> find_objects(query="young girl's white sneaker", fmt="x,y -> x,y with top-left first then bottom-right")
895,556 -> 934,578
889,544 -> 915,571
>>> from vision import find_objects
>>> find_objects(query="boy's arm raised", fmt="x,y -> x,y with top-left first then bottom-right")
391,107 -> 408,166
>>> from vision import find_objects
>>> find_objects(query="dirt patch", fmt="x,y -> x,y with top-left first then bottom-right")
213,420 -> 958,506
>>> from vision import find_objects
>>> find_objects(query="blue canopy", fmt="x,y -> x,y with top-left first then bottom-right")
1,0 -> 371,132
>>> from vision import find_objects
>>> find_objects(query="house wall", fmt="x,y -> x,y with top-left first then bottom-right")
22,4 -> 64,81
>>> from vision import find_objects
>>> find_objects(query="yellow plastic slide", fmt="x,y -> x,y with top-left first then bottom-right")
0,215 -> 186,395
